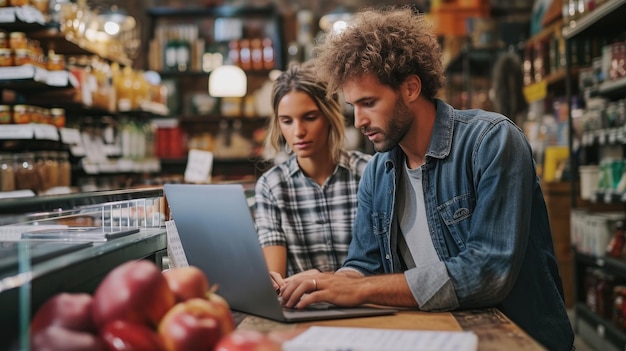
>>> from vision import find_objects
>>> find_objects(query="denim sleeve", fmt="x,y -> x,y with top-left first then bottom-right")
342,159 -> 386,275
443,121 -> 535,308
404,262 -> 459,311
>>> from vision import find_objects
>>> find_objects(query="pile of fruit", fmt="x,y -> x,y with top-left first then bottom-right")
29,260 -> 282,351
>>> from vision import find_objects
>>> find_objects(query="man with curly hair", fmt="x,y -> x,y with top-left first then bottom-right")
278,7 -> 574,350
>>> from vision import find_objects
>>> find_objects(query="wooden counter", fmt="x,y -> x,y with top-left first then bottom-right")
236,308 -> 546,350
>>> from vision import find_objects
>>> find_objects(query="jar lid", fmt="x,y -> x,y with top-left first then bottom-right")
9,32 -> 25,38
50,108 -> 65,115
0,105 -> 10,111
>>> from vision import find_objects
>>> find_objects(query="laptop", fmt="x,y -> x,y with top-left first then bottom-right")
163,183 -> 397,322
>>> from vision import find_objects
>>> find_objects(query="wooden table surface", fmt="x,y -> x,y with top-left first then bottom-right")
236,308 -> 546,351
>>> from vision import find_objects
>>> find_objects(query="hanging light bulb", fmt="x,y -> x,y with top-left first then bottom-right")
208,65 -> 247,97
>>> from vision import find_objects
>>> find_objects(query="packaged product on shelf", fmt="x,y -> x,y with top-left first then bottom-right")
13,152 -> 40,193
0,154 -> 15,192
8,32 -> 26,50
13,48 -> 29,66
0,105 -> 10,124
613,285 -> 626,331
47,53 -> 65,71
0,48 -> 12,66
12,104 -> 29,124
57,151 -> 71,187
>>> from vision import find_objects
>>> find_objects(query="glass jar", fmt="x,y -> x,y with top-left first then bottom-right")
44,151 -> 59,189
0,32 -> 7,49
0,48 -> 13,67
9,32 -> 27,50
0,153 -> 15,192
13,48 -> 30,66
47,53 -> 65,71
50,107 -> 65,128
57,151 -> 71,187
12,104 -> 29,124
13,152 -> 40,193
0,105 -> 10,124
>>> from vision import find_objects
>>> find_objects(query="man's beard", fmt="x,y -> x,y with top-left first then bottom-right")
371,98 -> 413,153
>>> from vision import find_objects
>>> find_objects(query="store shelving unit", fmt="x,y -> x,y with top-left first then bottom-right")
566,1 -> 626,350
145,4 -> 283,181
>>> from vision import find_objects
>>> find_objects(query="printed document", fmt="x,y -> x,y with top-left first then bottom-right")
282,326 -> 478,351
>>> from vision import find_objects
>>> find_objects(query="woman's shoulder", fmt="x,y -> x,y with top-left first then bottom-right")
257,160 -> 291,184
340,149 -> 373,175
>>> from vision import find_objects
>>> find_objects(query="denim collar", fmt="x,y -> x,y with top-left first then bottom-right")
385,99 -> 454,172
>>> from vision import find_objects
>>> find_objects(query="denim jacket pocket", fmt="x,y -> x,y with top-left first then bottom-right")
371,212 -> 389,235
437,193 -> 475,250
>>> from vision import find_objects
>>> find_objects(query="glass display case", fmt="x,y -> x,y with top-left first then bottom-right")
0,187 -> 167,350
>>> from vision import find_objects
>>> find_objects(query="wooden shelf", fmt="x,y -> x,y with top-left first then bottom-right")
562,0 -> 626,39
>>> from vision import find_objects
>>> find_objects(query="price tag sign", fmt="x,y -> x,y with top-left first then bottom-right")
598,130 -> 606,145
0,8 -> 16,23
82,132 -> 108,162
33,124 -> 59,141
609,129 -> 618,144
70,144 -> 85,157
165,220 -> 189,268
60,127 -> 82,144
80,158 -> 98,174
0,65 -> 35,80
184,149 -> 213,183
46,70 -> 70,87
0,124 -> 33,139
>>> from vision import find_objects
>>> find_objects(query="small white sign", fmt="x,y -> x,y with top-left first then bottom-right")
0,124 -> 33,139
33,124 -> 59,141
60,127 -> 82,144
165,220 -> 189,268
0,8 -> 16,23
184,149 -> 213,183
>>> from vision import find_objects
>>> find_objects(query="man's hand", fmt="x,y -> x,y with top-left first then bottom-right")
279,271 -> 418,309
279,272 -> 365,309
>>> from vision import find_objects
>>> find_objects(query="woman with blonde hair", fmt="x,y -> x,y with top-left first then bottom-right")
254,61 -> 371,286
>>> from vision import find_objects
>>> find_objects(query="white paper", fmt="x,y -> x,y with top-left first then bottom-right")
33,124 -> 59,141
282,326 -> 478,351
165,220 -> 189,268
60,128 -> 82,144
184,149 -> 213,183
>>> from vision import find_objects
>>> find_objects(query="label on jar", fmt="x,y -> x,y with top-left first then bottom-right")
0,107 -> 10,124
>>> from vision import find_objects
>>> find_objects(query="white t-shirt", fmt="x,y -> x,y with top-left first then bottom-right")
396,161 -> 439,268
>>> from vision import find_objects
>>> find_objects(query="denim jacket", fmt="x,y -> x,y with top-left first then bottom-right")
343,99 -> 574,350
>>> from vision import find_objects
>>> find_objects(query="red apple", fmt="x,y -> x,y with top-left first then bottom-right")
214,330 -> 281,351
162,266 -> 210,302
205,289 -> 236,336
30,292 -> 97,334
158,298 -> 223,351
31,324 -> 106,351
101,320 -> 165,351
92,260 -> 176,329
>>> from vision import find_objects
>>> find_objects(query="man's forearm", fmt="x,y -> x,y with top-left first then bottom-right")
356,273 -> 419,308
